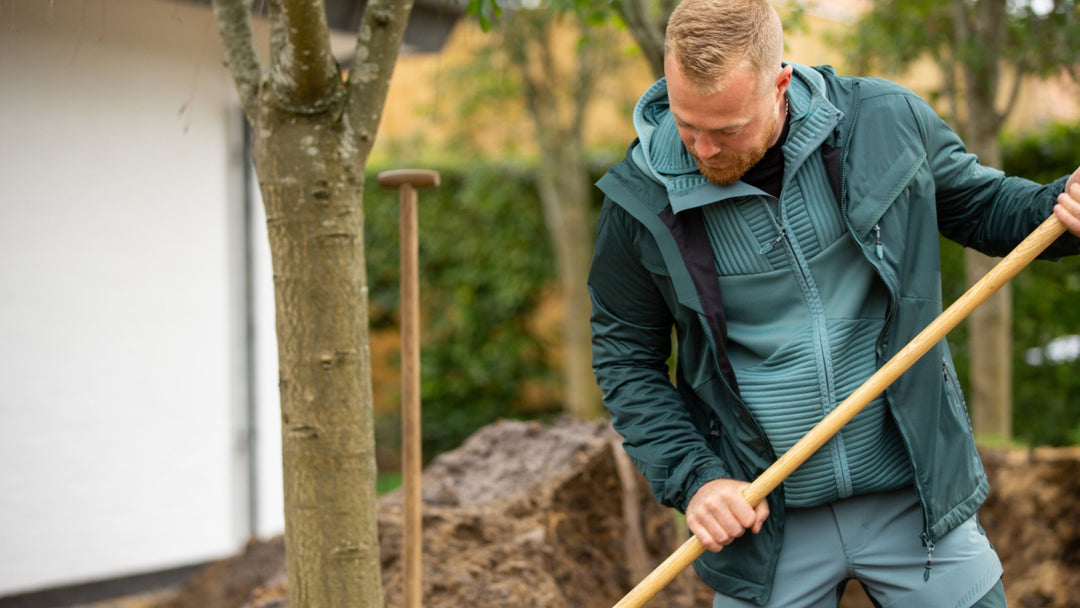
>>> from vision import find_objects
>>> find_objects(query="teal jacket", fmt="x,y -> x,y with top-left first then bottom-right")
588,64 -> 1078,604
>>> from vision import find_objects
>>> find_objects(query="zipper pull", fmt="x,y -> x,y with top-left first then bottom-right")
923,539 -> 935,581
874,224 -> 884,259
760,227 -> 786,254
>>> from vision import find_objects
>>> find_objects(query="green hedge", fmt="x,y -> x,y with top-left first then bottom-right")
364,162 -> 572,463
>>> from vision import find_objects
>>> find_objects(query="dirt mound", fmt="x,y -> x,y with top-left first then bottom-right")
377,418 -> 712,608
159,421 -> 1080,608
981,447 -> 1080,608
161,418 -> 710,608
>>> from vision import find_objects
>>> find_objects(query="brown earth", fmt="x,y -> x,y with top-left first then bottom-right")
156,419 -> 1080,608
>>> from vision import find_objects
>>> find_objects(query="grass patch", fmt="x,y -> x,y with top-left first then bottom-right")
975,433 -> 1029,450
377,472 -> 402,495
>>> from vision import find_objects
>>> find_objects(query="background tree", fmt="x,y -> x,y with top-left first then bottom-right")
453,6 -> 630,419
844,0 -> 1080,439
610,0 -> 676,77
504,8 -> 615,420
211,0 -> 416,605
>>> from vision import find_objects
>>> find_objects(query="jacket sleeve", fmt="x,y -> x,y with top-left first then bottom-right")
588,197 -> 730,511
910,95 -> 1080,258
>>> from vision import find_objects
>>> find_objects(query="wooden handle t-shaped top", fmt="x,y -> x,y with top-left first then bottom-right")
377,169 -> 440,190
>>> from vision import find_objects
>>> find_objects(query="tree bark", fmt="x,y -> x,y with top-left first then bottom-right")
256,105 -> 383,607
613,0 -> 668,78
212,0 -> 414,604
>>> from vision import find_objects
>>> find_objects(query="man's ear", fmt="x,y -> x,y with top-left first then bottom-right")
775,64 -> 794,99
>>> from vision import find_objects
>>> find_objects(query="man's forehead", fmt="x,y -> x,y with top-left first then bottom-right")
667,68 -> 764,129
670,107 -> 753,132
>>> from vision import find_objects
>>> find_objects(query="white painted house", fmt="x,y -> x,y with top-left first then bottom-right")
0,0 -> 457,600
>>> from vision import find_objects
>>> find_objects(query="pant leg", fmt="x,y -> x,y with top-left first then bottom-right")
712,503 -> 849,608
968,580 -> 1006,608
839,489 -> 1003,608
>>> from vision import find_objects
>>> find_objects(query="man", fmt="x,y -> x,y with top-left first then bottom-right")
588,0 -> 1080,606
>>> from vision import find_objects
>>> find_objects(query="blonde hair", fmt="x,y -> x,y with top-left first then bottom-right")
665,0 -> 784,94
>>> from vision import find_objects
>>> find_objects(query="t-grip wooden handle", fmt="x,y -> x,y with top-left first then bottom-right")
379,167 -> 440,608
612,213 -> 1069,608
378,168 -> 440,190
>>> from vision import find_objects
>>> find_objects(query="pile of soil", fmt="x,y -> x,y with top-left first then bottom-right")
980,448 -> 1080,608
158,420 -> 1080,608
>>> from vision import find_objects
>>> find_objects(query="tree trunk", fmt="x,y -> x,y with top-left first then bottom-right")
505,12 -> 606,420
962,131 -> 1013,440
965,250 -> 1013,438
536,140 -> 604,419
253,104 -> 384,607
212,0 -> 412,603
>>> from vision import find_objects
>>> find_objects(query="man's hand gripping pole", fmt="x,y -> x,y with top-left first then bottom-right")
613,214 -> 1068,608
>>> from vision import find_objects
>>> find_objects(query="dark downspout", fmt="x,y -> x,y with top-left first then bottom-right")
242,117 -> 259,539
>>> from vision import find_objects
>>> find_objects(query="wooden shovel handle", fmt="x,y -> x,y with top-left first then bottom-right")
613,214 -> 1068,608
378,168 -> 440,608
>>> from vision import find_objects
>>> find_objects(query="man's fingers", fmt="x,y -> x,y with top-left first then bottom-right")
751,499 -> 770,534
1054,184 -> 1080,236
726,494 -> 761,530
691,493 -> 756,551
686,478 -> 772,551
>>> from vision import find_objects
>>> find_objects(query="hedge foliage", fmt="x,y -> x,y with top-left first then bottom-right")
364,162 -> 576,462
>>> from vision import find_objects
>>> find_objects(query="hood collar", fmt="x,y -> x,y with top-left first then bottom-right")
630,63 -> 841,213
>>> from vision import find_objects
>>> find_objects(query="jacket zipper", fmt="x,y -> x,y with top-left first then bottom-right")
758,200 -> 854,498
839,80 -> 934,563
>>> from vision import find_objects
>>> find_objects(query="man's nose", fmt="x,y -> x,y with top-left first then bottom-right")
694,136 -> 723,159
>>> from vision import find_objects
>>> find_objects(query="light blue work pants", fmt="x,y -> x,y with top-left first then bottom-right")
712,488 -> 1004,608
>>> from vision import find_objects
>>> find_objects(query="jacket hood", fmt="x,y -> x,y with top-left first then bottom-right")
630,64 -> 840,213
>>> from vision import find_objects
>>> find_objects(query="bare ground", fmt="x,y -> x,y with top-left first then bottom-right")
153,419 -> 1080,608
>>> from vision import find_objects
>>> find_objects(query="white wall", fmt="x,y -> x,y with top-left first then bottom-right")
0,0 -> 283,596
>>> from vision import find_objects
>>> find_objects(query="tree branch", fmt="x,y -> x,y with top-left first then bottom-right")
508,20 -> 548,144
344,0 -> 414,159
999,57 -> 1030,127
269,0 -> 343,113
574,22 -> 616,138
949,0 -> 974,137
574,32 -> 596,138
212,0 -> 263,119
940,51 -> 962,130
614,0 -> 665,79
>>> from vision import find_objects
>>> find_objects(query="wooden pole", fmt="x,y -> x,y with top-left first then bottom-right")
613,214 -> 1068,608
378,169 -> 440,608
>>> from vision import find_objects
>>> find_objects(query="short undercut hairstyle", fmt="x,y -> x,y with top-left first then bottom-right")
665,0 -> 784,94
